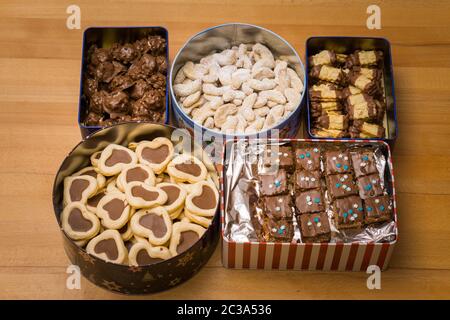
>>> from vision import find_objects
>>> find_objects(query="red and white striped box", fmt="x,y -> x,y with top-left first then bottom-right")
220,139 -> 398,271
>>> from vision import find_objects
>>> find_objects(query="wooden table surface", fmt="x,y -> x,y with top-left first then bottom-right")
1,0 -> 450,300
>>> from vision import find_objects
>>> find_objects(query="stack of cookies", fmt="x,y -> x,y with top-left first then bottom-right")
308,49 -> 387,139
61,138 -> 219,266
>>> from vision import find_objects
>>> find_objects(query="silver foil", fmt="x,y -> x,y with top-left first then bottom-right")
223,139 -> 397,243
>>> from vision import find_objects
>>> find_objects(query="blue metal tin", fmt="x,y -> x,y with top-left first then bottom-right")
169,23 -> 306,148
78,26 -> 170,139
305,36 -> 398,145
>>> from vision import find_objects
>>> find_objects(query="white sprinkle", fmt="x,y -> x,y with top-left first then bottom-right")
344,156 -> 348,161
300,177 -> 305,181
278,198 -> 283,203
311,178 -> 316,182
284,153 -> 288,157
278,152 -> 282,156
372,179 -> 377,184
353,204 -> 358,208
276,159 -> 280,163
280,225 -> 286,230
313,148 -> 319,153
317,222 -> 322,227
275,206 -> 281,211
307,160 -> 312,164
346,187 -> 351,192
338,154 -> 343,158
361,162 -> 367,167
332,156 -> 337,161
342,184 -> 347,189
306,196 -> 311,201
272,228 -> 277,232
340,177 -> 345,182
353,213 -> 358,218
307,221 -> 312,226
375,199 -> 380,204
344,175 -> 348,179
269,184 -> 273,188
307,201 -> 313,206
388,205 -> 392,210
350,216 -> 355,221
305,177 -> 310,181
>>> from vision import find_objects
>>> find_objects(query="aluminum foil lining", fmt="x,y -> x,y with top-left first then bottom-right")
223,139 -> 397,243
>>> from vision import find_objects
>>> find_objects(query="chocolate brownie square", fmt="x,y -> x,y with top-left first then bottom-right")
295,170 -> 321,190
295,147 -> 321,171
263,195 -> 294,220
364,195 -> 392,224
351,149 -> 378,177
357,173 -> 383,199
327,173 -> 358,198
325,150 -> 351,175
259,169 -> 288,196
334,195 -> 364,229
295,189 -> 324,214
263,218 -> 294,242
262,146 -> 294,172
298,212 -> 331,243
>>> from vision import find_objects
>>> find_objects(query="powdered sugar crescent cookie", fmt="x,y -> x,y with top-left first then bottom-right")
86,189 -> 108,214
86,229 -> 127,264
61,202 -> 100,240
98,144 -> 138,176
169,221 -> 205,256
63,175 -> 98,206
128,241 -> 171,266
136,137 -> 174,174
167,154 -> 207,183
117,164 -> 156,192
124,181 -> 167,208
90,151 -> 102,167
130,207 -> 172,246
185,181 -> 219,217
73,166 -> 106,190
157,182 -> 187,214
97,193 -> 130,229
184,208 -> 213,228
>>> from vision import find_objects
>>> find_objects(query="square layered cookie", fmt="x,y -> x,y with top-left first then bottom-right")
364,195 -> 392,224
295,147 -> 321,171
295,170 -> 321,190
262,195 -> 294,220
295,189 -> 324,214
298,212 -> 331,243
262,146 -> 294,172
263,218 -> 294,242
357,173 -> 383,199
334,195 -> 364,229
327,173 -> 358,199
259,169 -> 288,196
351,149 -> 378,177
325,150 -> 351,175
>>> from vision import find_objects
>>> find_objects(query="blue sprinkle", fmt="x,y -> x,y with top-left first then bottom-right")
364,184 -> 373,191
367,206 -> 373,212
278,229 -> 284,234
343,165 -> 349,170
335,183 -> 341,188
363,155 -> 369,161
379,205 -> 385,211
358,207 -> 363,212
348,209 -> 353,214
299,154 -> 305,159
314,197 -> 321,204
275,180 -> 281,188
314,217 -> 319,223
343,212 -> 348,218
336,163 -> 342,168
306,152 -> 311,158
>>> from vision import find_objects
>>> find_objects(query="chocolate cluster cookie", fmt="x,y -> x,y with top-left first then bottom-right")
308,49 -> 386,138
61,138 -> 220,266
83,35 -> 167,127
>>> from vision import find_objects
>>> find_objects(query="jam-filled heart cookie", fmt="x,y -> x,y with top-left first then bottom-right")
73,166 -> 106,190
130,207 -> 172,246
63,175 -> 98,205
61,202 -> 100,240
86,229 -> 127,264
169,221 -> 205,256
124,181 -> 168,208
185,181 -> 219,217
86,189 -> 108,214
128,241 -> 171,266
96,193 -> 131,229
98,144 -> 138,176
136,137 -> 174,174
167,154 -> 207,183
116,164 -> 156,192
184,208 -> 213,228
157,182 -> 187,214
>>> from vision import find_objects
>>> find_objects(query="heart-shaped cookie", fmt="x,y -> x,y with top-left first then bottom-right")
169,221 -> 205,256
61,202 -> 100,240
116,164 -> 156,192
136,137 -> 174,174
98,144 -> 138,176
63,175 -> 98,206
86,189 -> 108,214
130,207 -> 172,246
184,208 -> 213,228
128,241 -> 171,266
185,181 -> 219,217
124,181 -> 168,208
73,166 -> 106,190
97,193 -> 131,229
157,182 -> 187,214
86,229 -> 127,264
167,154 -> 207,183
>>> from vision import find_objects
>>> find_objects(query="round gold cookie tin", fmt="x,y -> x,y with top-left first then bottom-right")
52,122 -> 220,294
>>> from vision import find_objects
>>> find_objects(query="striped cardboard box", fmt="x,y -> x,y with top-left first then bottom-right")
220,139 -> 398,271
